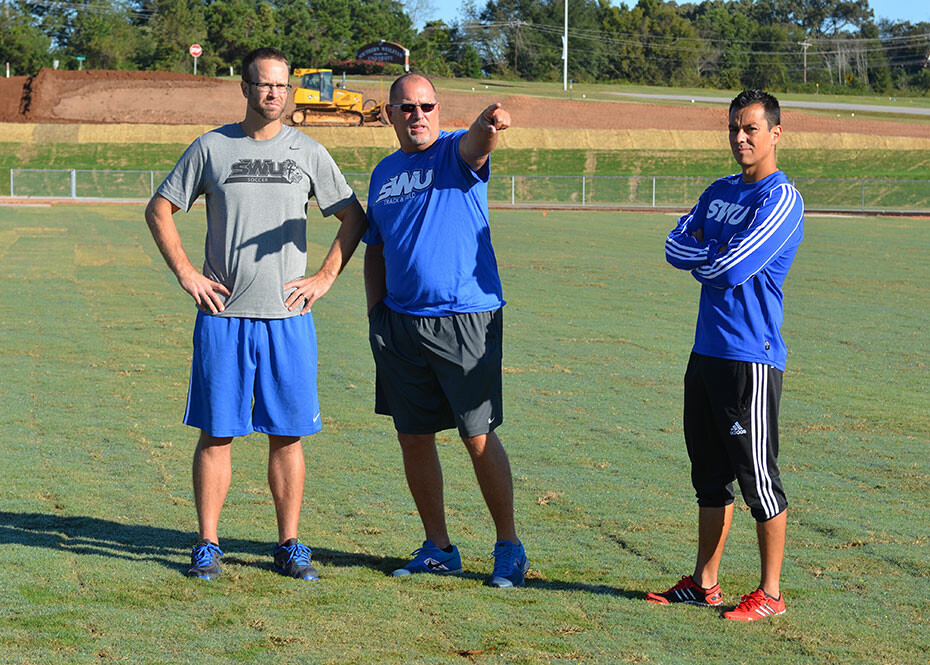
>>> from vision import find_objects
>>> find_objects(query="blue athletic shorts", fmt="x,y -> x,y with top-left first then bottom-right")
183,311 -> 322,438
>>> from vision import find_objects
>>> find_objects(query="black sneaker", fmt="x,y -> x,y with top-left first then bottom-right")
646,575 -> 723,606
273,538 -> 320,581
188,539 -> 224,581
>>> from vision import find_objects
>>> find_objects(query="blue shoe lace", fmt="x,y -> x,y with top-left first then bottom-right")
192,542 -> 224,568
491,540 -> 524,578
392,540 -> 461,576
408,543 -> 435,562
277,541 -> 311,566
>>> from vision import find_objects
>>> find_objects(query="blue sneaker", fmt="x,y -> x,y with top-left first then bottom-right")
273,539 -> 320,581
392,540 -> 463,577
188,539 -> 224,581
487,540 -> 529,588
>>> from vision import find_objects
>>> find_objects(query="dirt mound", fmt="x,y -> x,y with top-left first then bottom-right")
443,91 -> 930,139
0,76 -> 28,121
1,68 -> 927,140
8,68 -> 236,124
499,93 -> 728,130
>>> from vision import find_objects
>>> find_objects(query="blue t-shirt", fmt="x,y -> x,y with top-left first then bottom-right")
665,171 -> 804,370
364,130 -> 505,316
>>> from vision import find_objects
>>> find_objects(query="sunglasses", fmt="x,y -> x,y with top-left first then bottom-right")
390,102 -> 438,114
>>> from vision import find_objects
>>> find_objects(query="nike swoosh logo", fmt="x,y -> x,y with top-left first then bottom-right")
425,559 -> 448,571
313,413 -> 321,423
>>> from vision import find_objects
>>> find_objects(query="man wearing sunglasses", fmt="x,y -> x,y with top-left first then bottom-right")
144,47 -> 367,582
364,73 -> 528,588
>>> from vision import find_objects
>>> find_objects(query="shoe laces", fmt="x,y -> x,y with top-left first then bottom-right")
670,575 -> 694,592
409,541 -> 440,561
192,542 -> 223,567
491,541 -> 520,577
734,589 -> 768,611
278,541 -> 311,566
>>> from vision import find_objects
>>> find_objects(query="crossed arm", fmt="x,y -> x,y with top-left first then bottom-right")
665,184 -> 803,289
692,184 -> 802,289
665,204 -> 720,272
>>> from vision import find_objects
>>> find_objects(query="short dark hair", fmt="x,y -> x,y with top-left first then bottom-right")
241,47 -> 290,81
729,89 -> 780,128
389,73 -> 436,104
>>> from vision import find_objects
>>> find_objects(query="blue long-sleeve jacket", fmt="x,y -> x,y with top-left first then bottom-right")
665,171 -> 804,370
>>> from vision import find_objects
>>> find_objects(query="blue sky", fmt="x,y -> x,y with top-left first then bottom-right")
867,0 -> 929,24
423,0 -> 929,28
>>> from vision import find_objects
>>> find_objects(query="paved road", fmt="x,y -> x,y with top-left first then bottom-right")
607,91 -> 930,117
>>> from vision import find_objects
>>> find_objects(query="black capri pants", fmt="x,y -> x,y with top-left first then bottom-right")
683,352 -> 787,522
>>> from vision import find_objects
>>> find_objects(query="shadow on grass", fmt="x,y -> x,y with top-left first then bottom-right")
524,577 -> 643,600
0,511 -> 642,598
0,511 -> 408,577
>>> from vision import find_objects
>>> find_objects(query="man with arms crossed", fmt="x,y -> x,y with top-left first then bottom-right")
649,89 -> 803,620
144,47 -> 367,581
364,74 -> 528,588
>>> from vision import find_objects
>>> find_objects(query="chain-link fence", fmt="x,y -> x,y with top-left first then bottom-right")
9,169 -> 171,201
7,169 -> 930,213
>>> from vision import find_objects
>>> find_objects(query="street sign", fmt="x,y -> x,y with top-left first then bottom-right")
189,44 -> 202,75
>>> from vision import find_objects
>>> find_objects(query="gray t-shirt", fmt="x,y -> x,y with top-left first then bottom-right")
157,123 -> 356,318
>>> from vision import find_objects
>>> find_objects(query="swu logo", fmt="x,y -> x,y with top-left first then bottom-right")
224,159 -> 303,184
375,169 -> 434,203
707,199 -> 749,226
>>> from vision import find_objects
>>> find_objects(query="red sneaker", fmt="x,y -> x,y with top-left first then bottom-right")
646,575 -> 723,606
723,588 -> 786,621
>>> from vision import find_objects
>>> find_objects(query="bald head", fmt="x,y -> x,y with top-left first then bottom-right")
389,74 -> 436,104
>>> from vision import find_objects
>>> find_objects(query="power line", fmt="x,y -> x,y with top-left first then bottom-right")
24,0 -> 154,19
454,20 -> 930,52
454,26 -> 928,75
453,20 -> 930,68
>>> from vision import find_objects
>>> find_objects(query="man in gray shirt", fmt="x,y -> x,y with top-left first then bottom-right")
144,47 -> 367,581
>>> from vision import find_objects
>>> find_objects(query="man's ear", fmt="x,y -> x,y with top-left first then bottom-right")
770,124 -> 782,145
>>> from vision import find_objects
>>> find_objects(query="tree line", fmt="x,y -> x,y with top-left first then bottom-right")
1,0 -> 928,94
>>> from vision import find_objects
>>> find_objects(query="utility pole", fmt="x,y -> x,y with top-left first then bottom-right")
513,21 -> 520,78
799,40 -> 811,83
562,0 -> 568,91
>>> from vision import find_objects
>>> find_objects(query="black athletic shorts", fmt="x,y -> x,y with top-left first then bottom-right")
368,302 -> 503,438
683,352 -> 787,522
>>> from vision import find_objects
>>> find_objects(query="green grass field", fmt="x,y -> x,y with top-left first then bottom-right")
4,143 -> 930,180
1,204 -> 928,664
4,145 -> 930,213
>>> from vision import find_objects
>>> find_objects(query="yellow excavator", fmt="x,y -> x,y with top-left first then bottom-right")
289,68 -> 387,127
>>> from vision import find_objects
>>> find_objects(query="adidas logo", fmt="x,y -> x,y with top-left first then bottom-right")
730,421 -> 747,436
